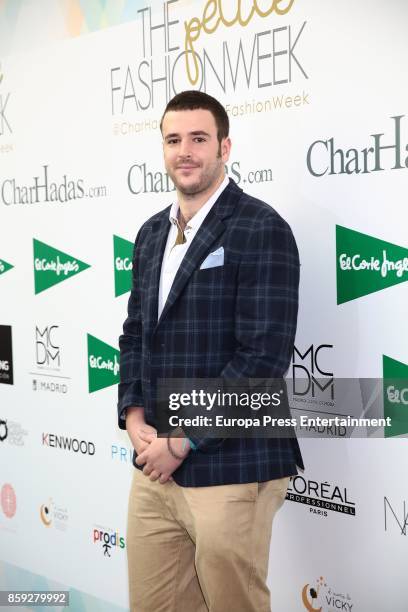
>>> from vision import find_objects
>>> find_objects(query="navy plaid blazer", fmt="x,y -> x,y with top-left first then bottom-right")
118,178 -> 304,486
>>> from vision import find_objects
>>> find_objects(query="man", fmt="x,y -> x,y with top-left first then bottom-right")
118,90 -> 304,612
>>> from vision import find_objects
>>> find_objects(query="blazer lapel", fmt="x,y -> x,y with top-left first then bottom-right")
145,212 -> 170,330
154,179 -> 242,330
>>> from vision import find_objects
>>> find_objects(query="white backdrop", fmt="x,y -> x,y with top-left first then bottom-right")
0,1 -> 407,611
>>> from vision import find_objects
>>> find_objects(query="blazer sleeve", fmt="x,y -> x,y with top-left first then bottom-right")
221,215 -> 300,379
188,215 -> 300,451
117,227 -> 145,430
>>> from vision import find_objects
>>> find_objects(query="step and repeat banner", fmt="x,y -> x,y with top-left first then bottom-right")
0,1 -> 407,610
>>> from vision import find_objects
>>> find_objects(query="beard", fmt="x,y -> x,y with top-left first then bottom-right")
167,151 -> 223,197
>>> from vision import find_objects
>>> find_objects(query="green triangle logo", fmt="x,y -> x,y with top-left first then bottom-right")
87,334 -> 120,393
33,239 -> 91,294
383,355 -> 408,438
113,235 -> 133,297
0,259 -> 13,276
336,226 -> 408,304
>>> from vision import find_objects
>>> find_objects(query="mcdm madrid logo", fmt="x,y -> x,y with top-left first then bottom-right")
87,334 -> 120,393
33,239 -> 90,294
336,225 -> 408,304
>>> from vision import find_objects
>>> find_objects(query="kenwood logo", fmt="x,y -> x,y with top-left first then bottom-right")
42,433 -> 95,456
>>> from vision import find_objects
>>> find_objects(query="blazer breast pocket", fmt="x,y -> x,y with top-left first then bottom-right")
191,263 -> 237,289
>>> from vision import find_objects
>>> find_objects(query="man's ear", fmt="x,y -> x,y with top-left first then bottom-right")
221,137 -> 232,163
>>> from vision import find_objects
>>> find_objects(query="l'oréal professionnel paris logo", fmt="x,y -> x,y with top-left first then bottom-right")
110,0 -> 308,114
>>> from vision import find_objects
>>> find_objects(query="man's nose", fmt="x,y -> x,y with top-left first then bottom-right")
178,139 -> 192,158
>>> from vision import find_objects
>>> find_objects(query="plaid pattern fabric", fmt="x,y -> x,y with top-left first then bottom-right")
118,178 -> 304,486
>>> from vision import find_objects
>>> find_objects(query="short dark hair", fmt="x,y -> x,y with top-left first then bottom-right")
160,90 -> 229,143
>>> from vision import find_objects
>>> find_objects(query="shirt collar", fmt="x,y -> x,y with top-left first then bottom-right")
169,175 -> 229,229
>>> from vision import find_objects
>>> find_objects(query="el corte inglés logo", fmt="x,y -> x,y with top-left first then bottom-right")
87,334 -> 120,393
0,258 -> 13,276
383,355 -> 408,438
113,235 -> 133,297
33,239 -> 90,294
336,225 -> 408,304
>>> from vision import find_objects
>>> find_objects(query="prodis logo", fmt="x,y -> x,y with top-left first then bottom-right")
93,526 -> 125,557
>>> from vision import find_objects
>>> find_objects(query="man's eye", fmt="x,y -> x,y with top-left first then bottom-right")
194,137 -> 205,143
167,139 -> 179,144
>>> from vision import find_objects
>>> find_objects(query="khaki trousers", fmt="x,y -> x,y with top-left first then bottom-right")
127,467 -> 289,612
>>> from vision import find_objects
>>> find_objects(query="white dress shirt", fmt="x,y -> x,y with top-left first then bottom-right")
158,175 -> 229,319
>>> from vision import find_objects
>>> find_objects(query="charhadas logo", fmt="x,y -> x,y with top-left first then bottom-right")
336,225 -> 408,304
113,235 -> 133,297
0,258 -> 13,276
33,239 -> 90,294
87,334 -> 120,393
383,355 -> 408,438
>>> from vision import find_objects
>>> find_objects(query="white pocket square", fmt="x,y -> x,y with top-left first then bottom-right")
200,246 -> 224,270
